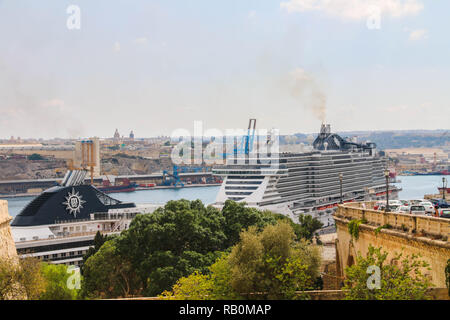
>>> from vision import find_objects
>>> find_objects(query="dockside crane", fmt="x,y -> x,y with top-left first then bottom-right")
162,165 -> 184,187
221,118 -> 257,159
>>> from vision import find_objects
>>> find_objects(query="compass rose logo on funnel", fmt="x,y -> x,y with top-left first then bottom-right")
62,188 -> 86,218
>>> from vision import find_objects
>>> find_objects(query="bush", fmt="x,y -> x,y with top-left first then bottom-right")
161,221 -> 322,300
343,245 -> 432,300
40,263 -> 80,300
0,258 -> 46,300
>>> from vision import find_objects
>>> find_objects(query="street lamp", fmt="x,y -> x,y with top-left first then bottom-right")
339,173 -> 343,204
384,169 -> 390,212
443,177 -> 448,200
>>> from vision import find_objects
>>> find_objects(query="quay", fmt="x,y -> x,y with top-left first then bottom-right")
0,172 -> 216,198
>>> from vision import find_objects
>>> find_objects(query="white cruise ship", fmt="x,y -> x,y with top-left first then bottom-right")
213,123 -> 399,227
11,170 -> 161,266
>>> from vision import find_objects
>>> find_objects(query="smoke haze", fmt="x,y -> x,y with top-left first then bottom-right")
289,68 -> 327,123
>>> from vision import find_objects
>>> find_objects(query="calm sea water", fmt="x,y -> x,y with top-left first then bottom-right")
4,176 -> 446,218
6,186 -> 221,218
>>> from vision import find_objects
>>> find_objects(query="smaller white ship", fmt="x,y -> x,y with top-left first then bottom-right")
11,170 -> 161,266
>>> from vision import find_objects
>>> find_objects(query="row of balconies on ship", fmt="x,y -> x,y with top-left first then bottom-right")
262,178 -> 379,200
261,188 -> 373,208
287,157 -> 383,168
215,165 -> 377,179
279,149 -> 374,159
212,168 -> 288,176
260,183 -> 384,207
226,176 -> 266,181
264,177 -> 383,196
280,168 -> 377,182
280,167 -> 374,179
218,152 -> 383,168
282,152 -> 381,163
225,191 -> 254,196
221,150 -> 359,164
285,163 -> 374,173
286,168 -> 374,179
225,186 -> 260,191
284,159 -> 384,170
281,159 -> 381,169
213,158 -> 385,175
225,178 -> 264,184
212,161 -> 286,171
275,176 -> 375,192
272,181 -> 380,200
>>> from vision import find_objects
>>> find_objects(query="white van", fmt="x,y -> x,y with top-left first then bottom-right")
419,201 -> 434,215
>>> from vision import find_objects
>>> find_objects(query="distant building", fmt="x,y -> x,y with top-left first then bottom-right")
113,129 -> 120,142
129,130 -> 135,140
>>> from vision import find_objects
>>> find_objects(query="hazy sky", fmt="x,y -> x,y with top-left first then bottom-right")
0,0 -> 449,139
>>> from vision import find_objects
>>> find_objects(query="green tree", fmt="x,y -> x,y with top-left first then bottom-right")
40,263 -> 80,300
228,221 -> 320,299
81,240 -> 141,299
82,200 -> 315,298
81,231 -> 109,272
343,245 -> 432,300
295,214 -> 323,241
161,222 -> 322,300
159,253 -> 240,300
115,199 -> 227,296
0,257 -> 46,300
221,200 -> 281,248
160,271 -> 214,300
208,253 -> 240,299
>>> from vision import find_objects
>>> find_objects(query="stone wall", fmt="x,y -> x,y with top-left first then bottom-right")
0,200 -> 18,261
334,214 -> 450,288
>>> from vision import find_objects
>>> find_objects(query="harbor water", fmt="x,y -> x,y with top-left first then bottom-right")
5,175 -> 447,218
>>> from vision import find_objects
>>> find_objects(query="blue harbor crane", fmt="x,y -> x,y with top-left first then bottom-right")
162,165 -> 184,188
221,118 -> 257,158
161,165 -> 212,187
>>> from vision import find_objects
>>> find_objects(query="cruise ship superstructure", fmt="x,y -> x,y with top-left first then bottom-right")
11,170 -> 160,266
213,123 -> 399,226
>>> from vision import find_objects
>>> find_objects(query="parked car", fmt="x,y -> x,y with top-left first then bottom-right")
388,204 -> 400,212
374,201 -> 383,210
419,201 -> 435,215
410,205 -> 426,215
374,200 -> 402,210
396,206 -> 410,214
377,204 -> 400,212
399,200 -> 409,206
438,209 -> 450,218
431,199 -> 450,208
